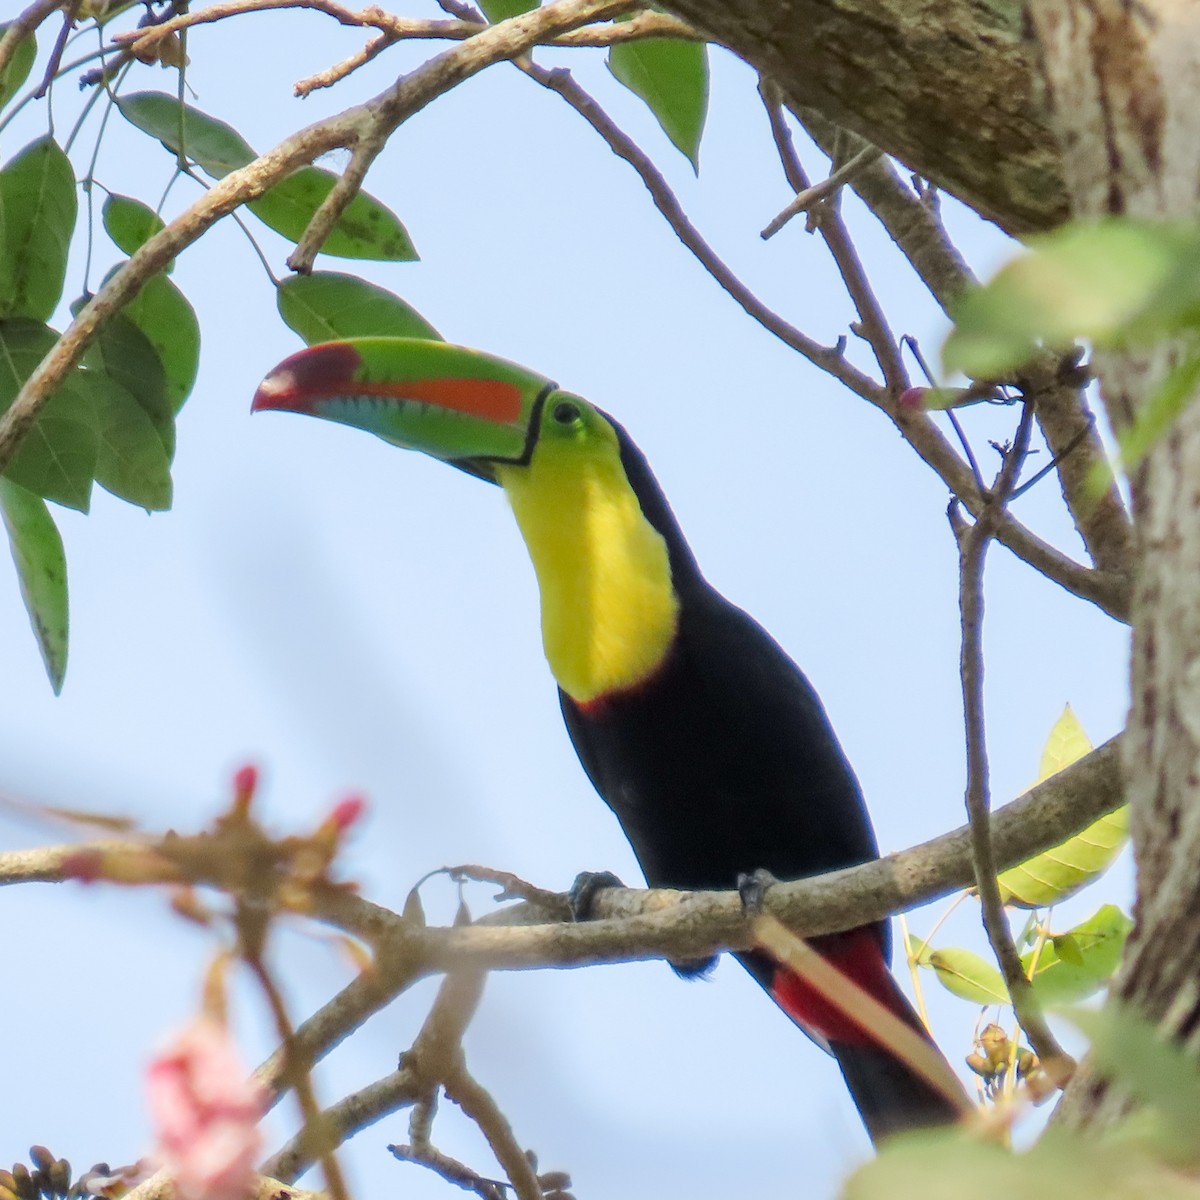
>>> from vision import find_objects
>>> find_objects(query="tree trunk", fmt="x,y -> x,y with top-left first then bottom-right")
1025,2 -> 1200,1127
661,0 -> 1066,235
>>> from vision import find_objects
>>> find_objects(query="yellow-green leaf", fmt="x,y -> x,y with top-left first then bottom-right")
1025,905 -> 1132,1006
925,947 -> 1008,1005
997,706 -> 1129,908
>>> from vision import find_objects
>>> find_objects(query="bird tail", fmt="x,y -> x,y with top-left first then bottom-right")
741,925 -> 966,1142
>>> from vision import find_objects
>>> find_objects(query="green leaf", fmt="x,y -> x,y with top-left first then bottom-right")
925,947 -> 1008,1005
85,312 -> 175,460
998,707 -> 1129,907
119,271 -> 200,415
0,24 -> 37,115
0,476 -> 67,693
478,0 -> 537,18
102,193 -> 169,267
1069,1003 -> 1200,1155
277,272 -> 441,344
117,92 -> 418,261
0,318 -> 97,510
1024,904 -> 1132,1006
608,36 -> 708,170
116,91 -> 254,176
250,167 -> 417,261
1115,348 -> 1200,474
79,369 -> 172,511
0,137 -> 78,322
943,219 -> 1200,378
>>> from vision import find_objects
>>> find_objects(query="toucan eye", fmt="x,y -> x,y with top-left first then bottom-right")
552,401 -> 581,425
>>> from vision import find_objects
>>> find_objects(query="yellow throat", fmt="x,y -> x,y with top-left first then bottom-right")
498,428 -> 679,704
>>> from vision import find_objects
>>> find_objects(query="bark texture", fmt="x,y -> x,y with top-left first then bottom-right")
1028,1 -> 1200,1128
661,0 -> 1066,235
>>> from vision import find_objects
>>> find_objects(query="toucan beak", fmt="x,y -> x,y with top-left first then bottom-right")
251,338 -> 556,481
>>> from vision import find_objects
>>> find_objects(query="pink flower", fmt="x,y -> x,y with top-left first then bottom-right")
146,1017 -> 268,1200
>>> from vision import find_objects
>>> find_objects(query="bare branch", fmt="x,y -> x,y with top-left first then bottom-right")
953,404 -> 1075,1075
519,61 -> 884,402
760,143 -> 882,240
761,85 -> 907,394
294,32 -> 397,96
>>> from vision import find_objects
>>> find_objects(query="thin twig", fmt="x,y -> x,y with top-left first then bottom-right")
519,61 -> 881,401
112,0 -> 694,58
953,404 -> 1075,1079
761,85 -> 907,394
294,32 -> 396,97
245,952 -> 352,1200
265,970 -> 486,1180
444,1063 -> 543,1200
0,0 -> 62,81
388,1143 -> 508,1200
760,142 -> 882,240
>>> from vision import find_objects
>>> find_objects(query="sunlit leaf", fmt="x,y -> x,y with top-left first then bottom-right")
0,318 -> 97,510
117,92 -> 417,261
250,167 -> 417,261
0,24 -> 37,115
925,947 -> 1008,1005
116,91 -> 254,175
277,272 -> 441,343
1025,905 -> 1132,1006
0,136 -> 78,322
0,476 -> 67,693
943,219 -> 1200,378
998,707 -> 1129,907
102,193 -> 169,268
608,35 -> 708,170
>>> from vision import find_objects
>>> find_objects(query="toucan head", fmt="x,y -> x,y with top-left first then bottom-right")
252,336 -> 699,701
251,337 -> 619,485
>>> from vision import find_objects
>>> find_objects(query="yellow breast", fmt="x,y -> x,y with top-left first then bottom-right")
498,447 -> 679,703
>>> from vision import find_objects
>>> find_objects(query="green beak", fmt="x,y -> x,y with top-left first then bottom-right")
251,338 -> 557,481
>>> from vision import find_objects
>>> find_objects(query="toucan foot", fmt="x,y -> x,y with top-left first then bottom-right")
568,870 -> 625,921
737,868 -> 780,914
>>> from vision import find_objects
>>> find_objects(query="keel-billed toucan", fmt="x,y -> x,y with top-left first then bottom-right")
252,338 -> 966,1142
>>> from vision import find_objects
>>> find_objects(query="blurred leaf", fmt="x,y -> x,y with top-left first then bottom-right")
278,272 -> 441,343
0,136 -> 78,322
116,91 -> 254,175
250,167 -> 417,261
0,24 -> 37,114
1024,904 -> 1132,1006
79,370 -> 172,511
1052,933 -> 1085,967
119,271 -> 200,414
925,947 -> 1008,1005
86,311 -> 175,457
117,92 -> 417,260
845,1122 -> 1196,1200
0,476 -> 67,693
0,319 -> 97,510
998,707 -> 1129,907
608,35 -> 708,170
1070,1003 -> 1200,1156
102,193 -> 169,268
944,219 -> 1200,378
478,0 -> 537,17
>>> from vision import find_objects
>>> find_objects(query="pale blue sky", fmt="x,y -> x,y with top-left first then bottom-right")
1,9 -> 1130,1197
